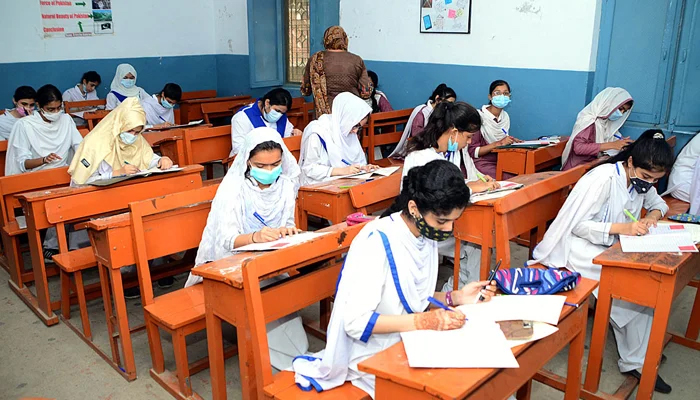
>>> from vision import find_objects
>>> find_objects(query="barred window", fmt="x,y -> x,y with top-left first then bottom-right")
285,0 -> 310,84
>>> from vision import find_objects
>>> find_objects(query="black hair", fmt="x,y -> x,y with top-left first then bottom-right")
428,83 -> 456,103
382,160 -> 470,218
406,101 -> 481,154
13,86 -> 36,102
262,88 -> 293,109
160,83 -> 182,102
368,71 -> 381,113
604,129 -> 674,172
489,79 -> 511,95
36,85 -> 62,108
81,71 -> 101,84
245,140 -> 283,177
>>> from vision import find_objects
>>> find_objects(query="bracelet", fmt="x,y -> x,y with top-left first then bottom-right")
251,231 -> 257,243
445,291 -> 454,307
42,156 -> 47,164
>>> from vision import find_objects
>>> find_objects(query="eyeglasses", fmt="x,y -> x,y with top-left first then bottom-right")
492,91 -> 511,97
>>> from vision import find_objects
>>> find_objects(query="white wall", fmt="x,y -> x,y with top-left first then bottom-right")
213,0 -> 249,55
340,0 -> 601,72
0,0 -> 217,64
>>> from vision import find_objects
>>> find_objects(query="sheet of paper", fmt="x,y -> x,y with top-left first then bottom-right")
132,166 -> 184,177
657,221 -> 700,243
457,295 -> 567,326
347,166 -> 400,180
400,321 -> 519,368
469,181 -> 523,203
506,322 -> 559,349
619,233 -> 698,253
16,215 -> 27,230
234,231 -> 329,252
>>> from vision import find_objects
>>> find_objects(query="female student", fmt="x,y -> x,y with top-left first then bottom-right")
299,92 -> 377,186
106,63 -> 150,110
561,87 -> 635,171
184,127 -> 307,370
367,71 -> 393,113
229,88 -> 302,157
389,83 -> 456,158
141,83 -> 182,129
402,101 -> 499,289
68,97 -> 173,186
0,86 -> 36,140
665,131 -> 700,203
293,160 -> 496,397
63,71 -> 102,102
530,130 -> 674,394
468,80 -> 522,178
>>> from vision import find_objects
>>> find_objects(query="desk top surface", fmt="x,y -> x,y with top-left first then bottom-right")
298,166 -> 403,195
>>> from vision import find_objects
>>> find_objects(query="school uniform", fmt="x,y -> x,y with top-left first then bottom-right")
561,87 -> 633,171
665,133 -> 700,203
468,105 -> 511,178
141,94 -> 175,126
106,63 -> 150,110
388,101 -> 433,158
529,161 -> 668,373
373,91 -> 393,113
690,158 -> 700,215
185,127 -> 307,370
299,92 -> 371,186
62,85 -> 99,120
0,110 -> 20,140
229,102 -> 294,156
293,212 -> 438,397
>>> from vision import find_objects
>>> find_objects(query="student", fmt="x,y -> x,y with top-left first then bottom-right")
106,63 -> 150,110
293,160 -> 497,397
184,127 -> 307,370
229,88 -> 302,157
63,71 -> 102,125
68,97 -> 173,186
468,80 -> 523,178
367,71 -> 393,113
389,83 -> 456,158
529,130 -> 674,394
401,101 -> 499,289
0,86 -> 36,140
141,83 -> 182,128
690,157 -> 700,215
561,87 -> 634,171
298,92 -> 377,186
665,131 -> 700,203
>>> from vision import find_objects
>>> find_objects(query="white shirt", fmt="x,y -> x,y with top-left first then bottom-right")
141,94 -> 175,126
666,133 -> 700,202
230,104 -> 294,156
73,154 -> 161,186
299,133 -> 334,186
63,85 -> 99,103
0,110 -> 19,140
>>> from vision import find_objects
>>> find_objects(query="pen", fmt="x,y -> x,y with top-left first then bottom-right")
341,159 -> 351,166
623,209 -> 638,222
159,115 -> 166,123
502,128 -> 509,136
253,212 -> 269,227
614,134 -> 623,140
475,259 -> 502,303
338,185 -> 353,189
427,296 -> 454,312
564,302 -> 579,308
476,171 -> 488,183
124,160 -> 141,172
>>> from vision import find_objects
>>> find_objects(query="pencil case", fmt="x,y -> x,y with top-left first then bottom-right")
668,213 -> 700,224
346,212 -> 375,226
495,267 -> 581,295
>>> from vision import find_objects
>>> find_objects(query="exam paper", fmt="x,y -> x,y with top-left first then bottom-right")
400,321 -> 519,368
457,295 -> 567,326
619,233 -> 698,253
234,231 -> 329,252
657,221 -> 700,243
469,181 -> 524,203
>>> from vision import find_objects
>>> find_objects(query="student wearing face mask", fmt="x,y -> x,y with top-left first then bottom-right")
141,83 -> 182,129
468,80 -> 523,178
68,97 -> 173,186
105,63 -> 150,110
298,92 -> 378,186
5,84 -> 82,175
229,88 -> 302,157
561,87 -> 635,171
63,71 -> 102,125
184,127 -> 308,370
529,130 -> 674,394
663,131 -> 700,204
0,86 -> 37,140
293,160 -> 497,398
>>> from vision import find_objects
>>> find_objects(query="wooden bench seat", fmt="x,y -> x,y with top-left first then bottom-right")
265,371 -> 371,400
3,220 -> 24,236
144,285 -> 205,330
53,246 -> 96,339
53,247 -> 95,272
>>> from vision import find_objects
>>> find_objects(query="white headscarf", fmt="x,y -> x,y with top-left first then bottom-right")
561,87 -> 633,166
664,133 -> 700,201
109,63 -> 142,98
389,101 -> 433,158
300,92 -> 371,168
185,127 -> 300,287
478,105 -> 510,143
293,212 -> 438,391
5,112 -> 80,176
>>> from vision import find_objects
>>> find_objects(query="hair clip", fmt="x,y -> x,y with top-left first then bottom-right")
653,132 -> 664,139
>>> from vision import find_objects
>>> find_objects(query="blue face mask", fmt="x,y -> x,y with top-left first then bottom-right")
160,96 -> 175,109
608,109 -> 623,121
447,135 -> 459,152
264,109 -> 283,123
121,78 -> 136,88
491,95 -> 511,109
250,165 -> 282,185
119,132 -> 138,145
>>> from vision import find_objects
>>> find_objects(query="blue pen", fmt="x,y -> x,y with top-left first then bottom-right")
614,134 -> 622,140
341,159 -> 351,166
253,212 -> 269,227
159,115 -> 166,123
502,128 -> 509,136
427,296 -> 453,312
565,302 -> 579,308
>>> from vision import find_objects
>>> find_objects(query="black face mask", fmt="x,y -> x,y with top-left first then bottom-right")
414,215 -> 453,242
629,168 -> 654,194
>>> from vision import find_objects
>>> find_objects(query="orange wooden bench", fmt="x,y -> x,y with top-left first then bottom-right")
83,109 -> 111,130
64,98 -> 107,122
361,108 -> 413,164
201,98 -> 252,125
159,126 -> 231,180
286,98 -> 315,132
191,222 -> 366,400
178,95 -> 252,124
181,90 -> 218,101
0,140 -> 7,177
493,137 -> 569,180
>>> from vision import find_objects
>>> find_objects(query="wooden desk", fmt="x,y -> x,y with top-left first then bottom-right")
11,165 -> 203,326
296,168 -> 402,230
192,223 -> 363,400
580,244 -> 700,399
0,140 -> 8,177
359,277 -> 598,400
178,95 -> 252,124
493,138 -> 569,180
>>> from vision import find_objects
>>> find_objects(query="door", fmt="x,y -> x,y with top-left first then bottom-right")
669,0 -> 700,132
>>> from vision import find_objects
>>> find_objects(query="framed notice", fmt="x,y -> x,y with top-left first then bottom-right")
420,0 -> 472,34
40,0 -> 114,38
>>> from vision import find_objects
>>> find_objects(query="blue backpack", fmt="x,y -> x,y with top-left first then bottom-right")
494,267 -> 581,295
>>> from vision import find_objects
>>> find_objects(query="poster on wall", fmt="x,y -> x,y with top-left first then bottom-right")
420,0 -> 472,34
40,0 -> 114,38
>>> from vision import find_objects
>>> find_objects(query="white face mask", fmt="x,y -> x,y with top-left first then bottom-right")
119,132 -> 138,145
42,110 -> 63,122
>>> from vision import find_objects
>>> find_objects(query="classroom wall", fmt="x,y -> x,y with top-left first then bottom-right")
213,0 -> 251,97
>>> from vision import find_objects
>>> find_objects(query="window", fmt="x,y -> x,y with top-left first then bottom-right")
285,0 -> 310,84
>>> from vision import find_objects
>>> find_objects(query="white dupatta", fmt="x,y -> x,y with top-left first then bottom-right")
388,101 -> 434,158
478,105 -> 510,143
